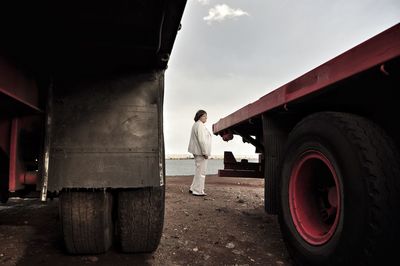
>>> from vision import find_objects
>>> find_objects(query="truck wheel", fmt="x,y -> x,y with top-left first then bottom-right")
279,112 -> 400,266
59,190 -> 113,254
117,186 -> 164,253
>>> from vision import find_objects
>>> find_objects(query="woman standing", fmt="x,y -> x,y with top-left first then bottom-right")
188,110 -> 212,196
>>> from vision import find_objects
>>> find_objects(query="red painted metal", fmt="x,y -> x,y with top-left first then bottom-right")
213,23 -> 400,134
289,150 -> 340,246
20,171 -> 38,185
0,57 -> 41,112
8,118 -> 24,192
222,131 -> 234,141
8,116 -> 42,191
9,118 -> 21,192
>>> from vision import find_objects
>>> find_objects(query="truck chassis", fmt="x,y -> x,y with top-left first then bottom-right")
0,0 -> 187,254
213,23 -> 400,265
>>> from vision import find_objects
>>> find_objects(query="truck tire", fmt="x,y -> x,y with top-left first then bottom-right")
59,190 -> 113,254
117,186 -> 164,253
279,112 -> 400,266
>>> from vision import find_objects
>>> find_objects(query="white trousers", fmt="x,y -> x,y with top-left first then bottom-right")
190,155 -> 207,195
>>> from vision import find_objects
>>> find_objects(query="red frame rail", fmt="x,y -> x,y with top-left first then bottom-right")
213,23 -> 400,135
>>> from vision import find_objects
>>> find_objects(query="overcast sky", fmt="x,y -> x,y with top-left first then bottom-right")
164,0 -> 400,157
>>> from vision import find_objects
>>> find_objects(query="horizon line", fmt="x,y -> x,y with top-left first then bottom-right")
166,153 -> 259,159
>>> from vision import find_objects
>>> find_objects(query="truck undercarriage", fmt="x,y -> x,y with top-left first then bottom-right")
1,0 -> 187,254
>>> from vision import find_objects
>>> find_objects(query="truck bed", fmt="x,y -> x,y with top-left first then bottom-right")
213,23 -> 400,135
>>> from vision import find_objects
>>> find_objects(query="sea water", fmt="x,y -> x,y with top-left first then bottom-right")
165,159 -> 223,176
165,158 -> 258,176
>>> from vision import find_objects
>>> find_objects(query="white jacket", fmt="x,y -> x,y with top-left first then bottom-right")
188,121 -> 212,156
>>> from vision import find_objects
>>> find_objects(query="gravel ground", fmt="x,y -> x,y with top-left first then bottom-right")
0,175 -> 293,266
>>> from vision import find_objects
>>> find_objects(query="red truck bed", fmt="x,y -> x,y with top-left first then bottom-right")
213,23 -> 400,135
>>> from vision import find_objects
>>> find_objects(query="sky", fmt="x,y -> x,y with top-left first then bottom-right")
164,0 -> 400,158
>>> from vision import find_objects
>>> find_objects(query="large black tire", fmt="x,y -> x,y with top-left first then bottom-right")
279,112 -> 400,266
117,186 -> 165,253
59,190 -> 113,254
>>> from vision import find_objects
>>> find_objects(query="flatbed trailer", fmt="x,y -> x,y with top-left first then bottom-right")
213,23 -> 400,265
1,0 -> 187,255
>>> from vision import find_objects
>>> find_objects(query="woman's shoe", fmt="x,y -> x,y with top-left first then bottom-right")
192,193 -> 207,197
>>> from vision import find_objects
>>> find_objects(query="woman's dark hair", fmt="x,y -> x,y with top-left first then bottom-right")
194,110 -> 207,122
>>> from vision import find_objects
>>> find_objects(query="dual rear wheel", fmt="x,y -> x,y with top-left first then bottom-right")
59,186 -> 164,254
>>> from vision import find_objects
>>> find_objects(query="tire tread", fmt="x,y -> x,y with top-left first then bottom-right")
282,112 -> 400,265
59,190 -> 113,254
117,186 -> 164,253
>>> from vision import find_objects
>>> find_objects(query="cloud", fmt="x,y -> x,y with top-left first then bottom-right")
197,0 -> 210,5
204,4 -> 249,24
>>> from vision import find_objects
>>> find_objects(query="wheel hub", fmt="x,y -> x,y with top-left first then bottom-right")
289,150 -> 341,245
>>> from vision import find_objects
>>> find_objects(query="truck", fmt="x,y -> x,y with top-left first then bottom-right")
213,23 -> 400,265
0,0 -> 187,254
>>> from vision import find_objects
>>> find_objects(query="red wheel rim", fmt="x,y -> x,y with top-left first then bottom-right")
289,150 -> 341,245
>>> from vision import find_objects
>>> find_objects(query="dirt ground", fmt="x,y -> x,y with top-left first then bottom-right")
0,175 -> 293,266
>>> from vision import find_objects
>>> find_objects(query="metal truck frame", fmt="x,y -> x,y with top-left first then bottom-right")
1,0 -> 187,254
213,23 -> 400,265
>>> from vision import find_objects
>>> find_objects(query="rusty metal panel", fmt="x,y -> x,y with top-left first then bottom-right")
213,23 -> 400,135
48,71 -> 164,190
